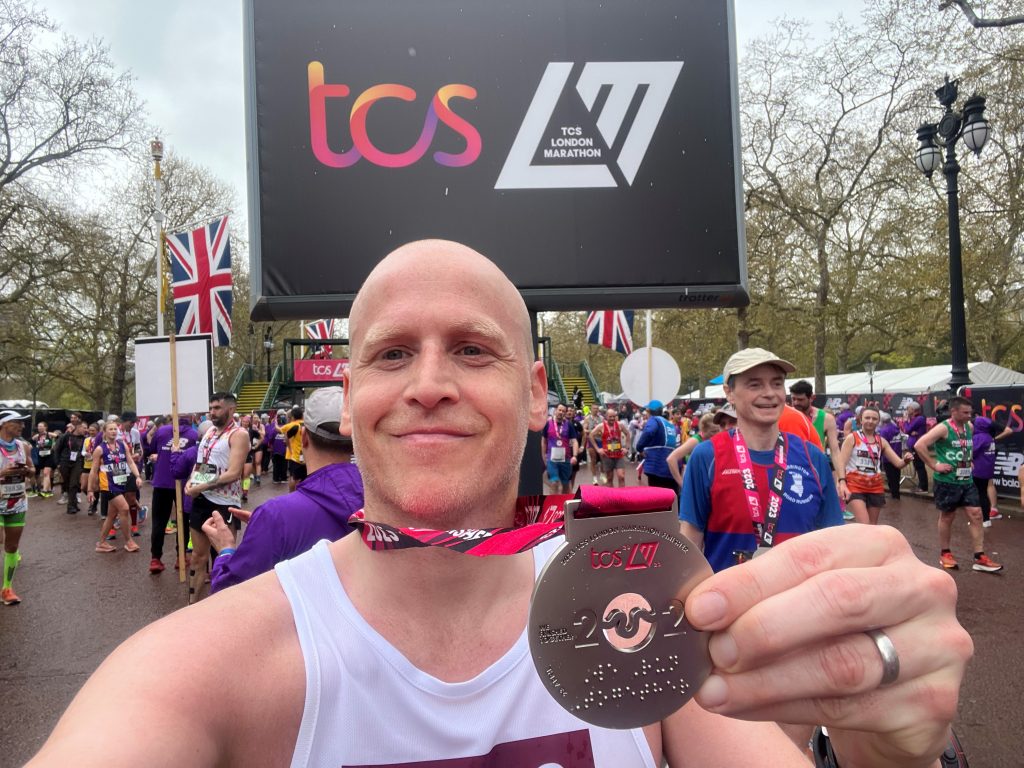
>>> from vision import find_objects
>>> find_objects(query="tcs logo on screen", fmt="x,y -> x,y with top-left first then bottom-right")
307,62 -> 481,168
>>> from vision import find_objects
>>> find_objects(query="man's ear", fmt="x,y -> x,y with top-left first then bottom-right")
528,360 -> 548,432
340,368 -> 353,436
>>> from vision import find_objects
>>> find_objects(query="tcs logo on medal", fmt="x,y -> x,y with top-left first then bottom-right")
307,62 -> 481,169
590,542 -> 660,571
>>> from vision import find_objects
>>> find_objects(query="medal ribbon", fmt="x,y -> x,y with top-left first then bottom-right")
856,431 -> 880,474
731,429 -> 787,548
946,419 -> 972,473
348,485 -> 678,556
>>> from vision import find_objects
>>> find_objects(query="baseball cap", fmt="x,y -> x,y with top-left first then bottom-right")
712,403 -> 737,425
0,410 -> 26,425
646,400 -> 664,411
722,347 -> 795,382
304,387 -> 346,443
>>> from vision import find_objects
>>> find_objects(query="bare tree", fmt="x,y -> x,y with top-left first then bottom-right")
0,0 -> 142,311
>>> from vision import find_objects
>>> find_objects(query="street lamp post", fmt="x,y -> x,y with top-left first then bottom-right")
914,77 -> 990,392
263,328 -> 275,381
864,361 -> 876,395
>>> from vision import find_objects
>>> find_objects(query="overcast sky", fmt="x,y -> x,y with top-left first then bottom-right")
41,0 -> 853,225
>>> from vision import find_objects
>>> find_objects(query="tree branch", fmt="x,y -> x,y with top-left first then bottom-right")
940,0 -> 1024,28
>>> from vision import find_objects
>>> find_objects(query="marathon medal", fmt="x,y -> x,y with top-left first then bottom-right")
529,498 -> 713,729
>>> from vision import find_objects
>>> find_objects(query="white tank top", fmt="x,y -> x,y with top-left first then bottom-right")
197,425 -> 241,505
275,538 -> 657,768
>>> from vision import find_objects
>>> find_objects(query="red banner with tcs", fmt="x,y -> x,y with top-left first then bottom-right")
293,359 -> 349,382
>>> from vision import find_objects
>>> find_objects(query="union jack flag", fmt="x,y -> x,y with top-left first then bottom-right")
586,310 -> 634,355
167,215 -> 233,347
304,318 -> 335,357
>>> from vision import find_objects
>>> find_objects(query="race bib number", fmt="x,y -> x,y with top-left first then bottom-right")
70,451 -> 79,461
956,466 -> 972,479
190,463 -> 218,486
550,445 -> 566,462
39,449 -> 51,457
1,481 -> 26,499
607,440 -> 622,453
113,474 -> 129,486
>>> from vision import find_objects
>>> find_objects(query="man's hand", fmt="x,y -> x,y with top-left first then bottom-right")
685,525 -> 970,768
934,462 -> 953,474
201,511 -> 237,552
839,482 -> 851,503
184,482 -> 202,499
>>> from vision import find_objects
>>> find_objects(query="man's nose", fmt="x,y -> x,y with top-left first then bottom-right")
404,347 -> 460,409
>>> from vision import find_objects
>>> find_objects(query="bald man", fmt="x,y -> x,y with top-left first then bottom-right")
30,240 -> 969,767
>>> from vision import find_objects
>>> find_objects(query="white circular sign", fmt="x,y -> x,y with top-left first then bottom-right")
620,347 -> 681,405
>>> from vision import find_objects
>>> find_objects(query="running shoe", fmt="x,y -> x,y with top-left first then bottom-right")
983,520 -> 992,528
843,509 -> 855,521
972,555 -> 1003,573
939,552 -> 959,570
138,505 -> 149,524
132,526 -> 140,537
1,587 -> 21,606
25,489 -> 37,498
58,494 -> 68,504
41,491 -> 53,498
149,558 -> 165,574
990,508 -> 1002,520
165,521 -> 177,535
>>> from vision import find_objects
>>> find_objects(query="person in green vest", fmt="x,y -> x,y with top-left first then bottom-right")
914,395 -> 1002,573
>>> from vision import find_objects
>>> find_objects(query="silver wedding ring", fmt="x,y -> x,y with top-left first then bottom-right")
866,629 -> 900,687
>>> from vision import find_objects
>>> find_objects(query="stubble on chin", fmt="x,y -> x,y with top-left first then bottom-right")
359,433 -> 528,530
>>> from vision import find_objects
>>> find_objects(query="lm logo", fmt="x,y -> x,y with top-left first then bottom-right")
307,62 -> 481,169
590,541 -> 660,571
496,61 -> 683,189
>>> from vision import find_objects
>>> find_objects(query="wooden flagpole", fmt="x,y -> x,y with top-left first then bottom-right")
162,228 -> 187,585
151,139 -> 187,587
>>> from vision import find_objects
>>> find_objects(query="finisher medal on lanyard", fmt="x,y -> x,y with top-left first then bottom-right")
348,486 -> 713,729
528,488 -> 712,729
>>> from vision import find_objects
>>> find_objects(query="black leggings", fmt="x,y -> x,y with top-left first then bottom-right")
911,454 -> 929,492
973,476 -> 991,522
883,463 -> 902,499
150,486 -> 186,558
271,453 -> 287,482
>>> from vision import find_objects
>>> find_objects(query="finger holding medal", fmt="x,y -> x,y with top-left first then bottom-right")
684,524 -> 970,768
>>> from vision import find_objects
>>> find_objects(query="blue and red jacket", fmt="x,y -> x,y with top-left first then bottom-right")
679,429 -> 843,572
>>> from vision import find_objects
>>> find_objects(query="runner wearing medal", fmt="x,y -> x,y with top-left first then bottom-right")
184,392 -> 249,601
87,421 -> 141,553
31,421 -> 57,497
541,403 -> 578,493
1,411 -> 34,605
679,348 -> 843,573
837,405 -> 912,525
590,407 -> 629,487
914,395 -> 1003,572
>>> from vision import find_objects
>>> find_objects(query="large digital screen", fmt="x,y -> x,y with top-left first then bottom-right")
245,0 -> 747,319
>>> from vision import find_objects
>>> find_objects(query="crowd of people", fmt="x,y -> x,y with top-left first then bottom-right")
543,372 -> 1017,576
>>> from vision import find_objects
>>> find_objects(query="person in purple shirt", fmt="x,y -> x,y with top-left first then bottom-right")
877,412 -> 903,499
903,401 -> 929,492
148,415 -> 200,574
269,409 -> 289,484
202,387 -> 363,593
972,416 -> 1013,525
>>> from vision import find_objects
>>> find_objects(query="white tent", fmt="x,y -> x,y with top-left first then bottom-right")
683,362 -> 1024,399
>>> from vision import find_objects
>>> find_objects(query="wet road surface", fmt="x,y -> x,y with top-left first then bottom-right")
2,472 -> 1022,766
